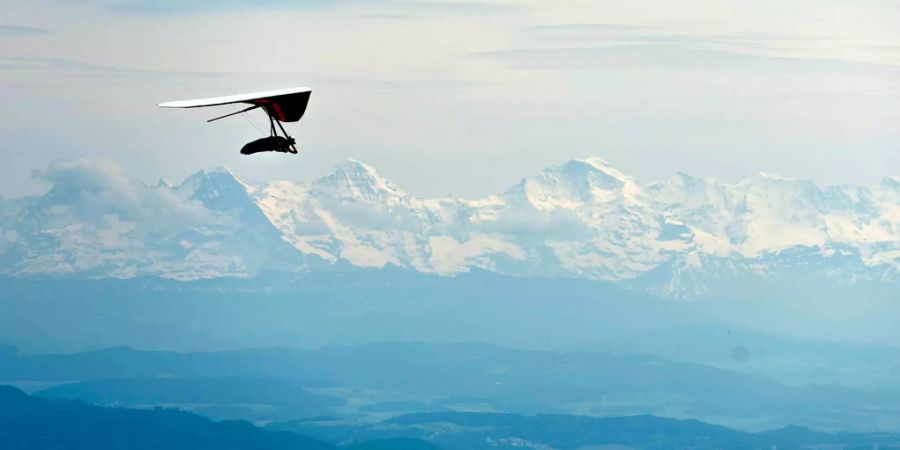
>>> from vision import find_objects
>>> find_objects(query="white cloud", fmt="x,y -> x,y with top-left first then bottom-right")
33,159 -> 211,230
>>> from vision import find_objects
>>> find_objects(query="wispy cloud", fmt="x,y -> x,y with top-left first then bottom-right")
89,0 -> 334,14
0,25 -> 51,37
516,22 -> 838,48
470,44 -> 900,73
524,23 -> 650,33
0,56 -> 182,78
73,0 -> 524,15
0,56 -> 499,89
474,24 -> 891,73
358,2 -> 525,21
383,1 -> 525,15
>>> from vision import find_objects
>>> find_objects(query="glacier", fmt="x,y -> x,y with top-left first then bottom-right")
0,157 -> 896,299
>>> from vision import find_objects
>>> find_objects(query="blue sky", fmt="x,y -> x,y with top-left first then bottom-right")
1,0 -> 898,197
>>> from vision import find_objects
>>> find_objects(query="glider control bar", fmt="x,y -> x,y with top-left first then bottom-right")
206,104 -> 262,123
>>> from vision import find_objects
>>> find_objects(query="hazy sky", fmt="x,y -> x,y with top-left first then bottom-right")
1,0 -> 898,198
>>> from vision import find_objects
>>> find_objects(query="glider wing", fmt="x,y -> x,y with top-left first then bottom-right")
158,87 -> 312,122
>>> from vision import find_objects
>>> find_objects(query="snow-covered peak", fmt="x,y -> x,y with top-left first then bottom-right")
572,156 -> 632,183
505,157 -> 643,211
177,166 -> 258,213
746,171 -> 789,181
178,166 -> 252,194
312,158 -> 406,203
193,166 -> 240,178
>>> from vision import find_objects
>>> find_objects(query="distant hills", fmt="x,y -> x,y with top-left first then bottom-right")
4,272 -> 900,387
0,384 -> 335,450
1,157 -> 896,299
274,411 -> 900,450
5,342 -> 900,431
3,384 -> 899,450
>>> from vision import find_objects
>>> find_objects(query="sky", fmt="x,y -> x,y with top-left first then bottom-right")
1,0 -> 898,198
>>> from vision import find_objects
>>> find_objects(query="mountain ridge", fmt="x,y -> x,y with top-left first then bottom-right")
1,157 -> 895,299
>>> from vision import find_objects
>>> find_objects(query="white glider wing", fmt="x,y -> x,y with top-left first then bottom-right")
159,86 -> 312,123
158,87 -> 312,108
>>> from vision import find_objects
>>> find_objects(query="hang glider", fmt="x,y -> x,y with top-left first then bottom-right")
159,87 -> 312,155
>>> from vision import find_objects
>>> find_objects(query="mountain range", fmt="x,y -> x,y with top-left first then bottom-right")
0,157 -> 896,299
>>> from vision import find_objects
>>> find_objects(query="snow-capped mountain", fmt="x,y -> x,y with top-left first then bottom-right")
1,157 -> 896,299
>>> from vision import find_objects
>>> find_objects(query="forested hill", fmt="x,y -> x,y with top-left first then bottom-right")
0,385 -> 333,450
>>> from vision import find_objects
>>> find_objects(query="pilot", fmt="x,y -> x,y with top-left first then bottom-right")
240,136 -> 297,155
